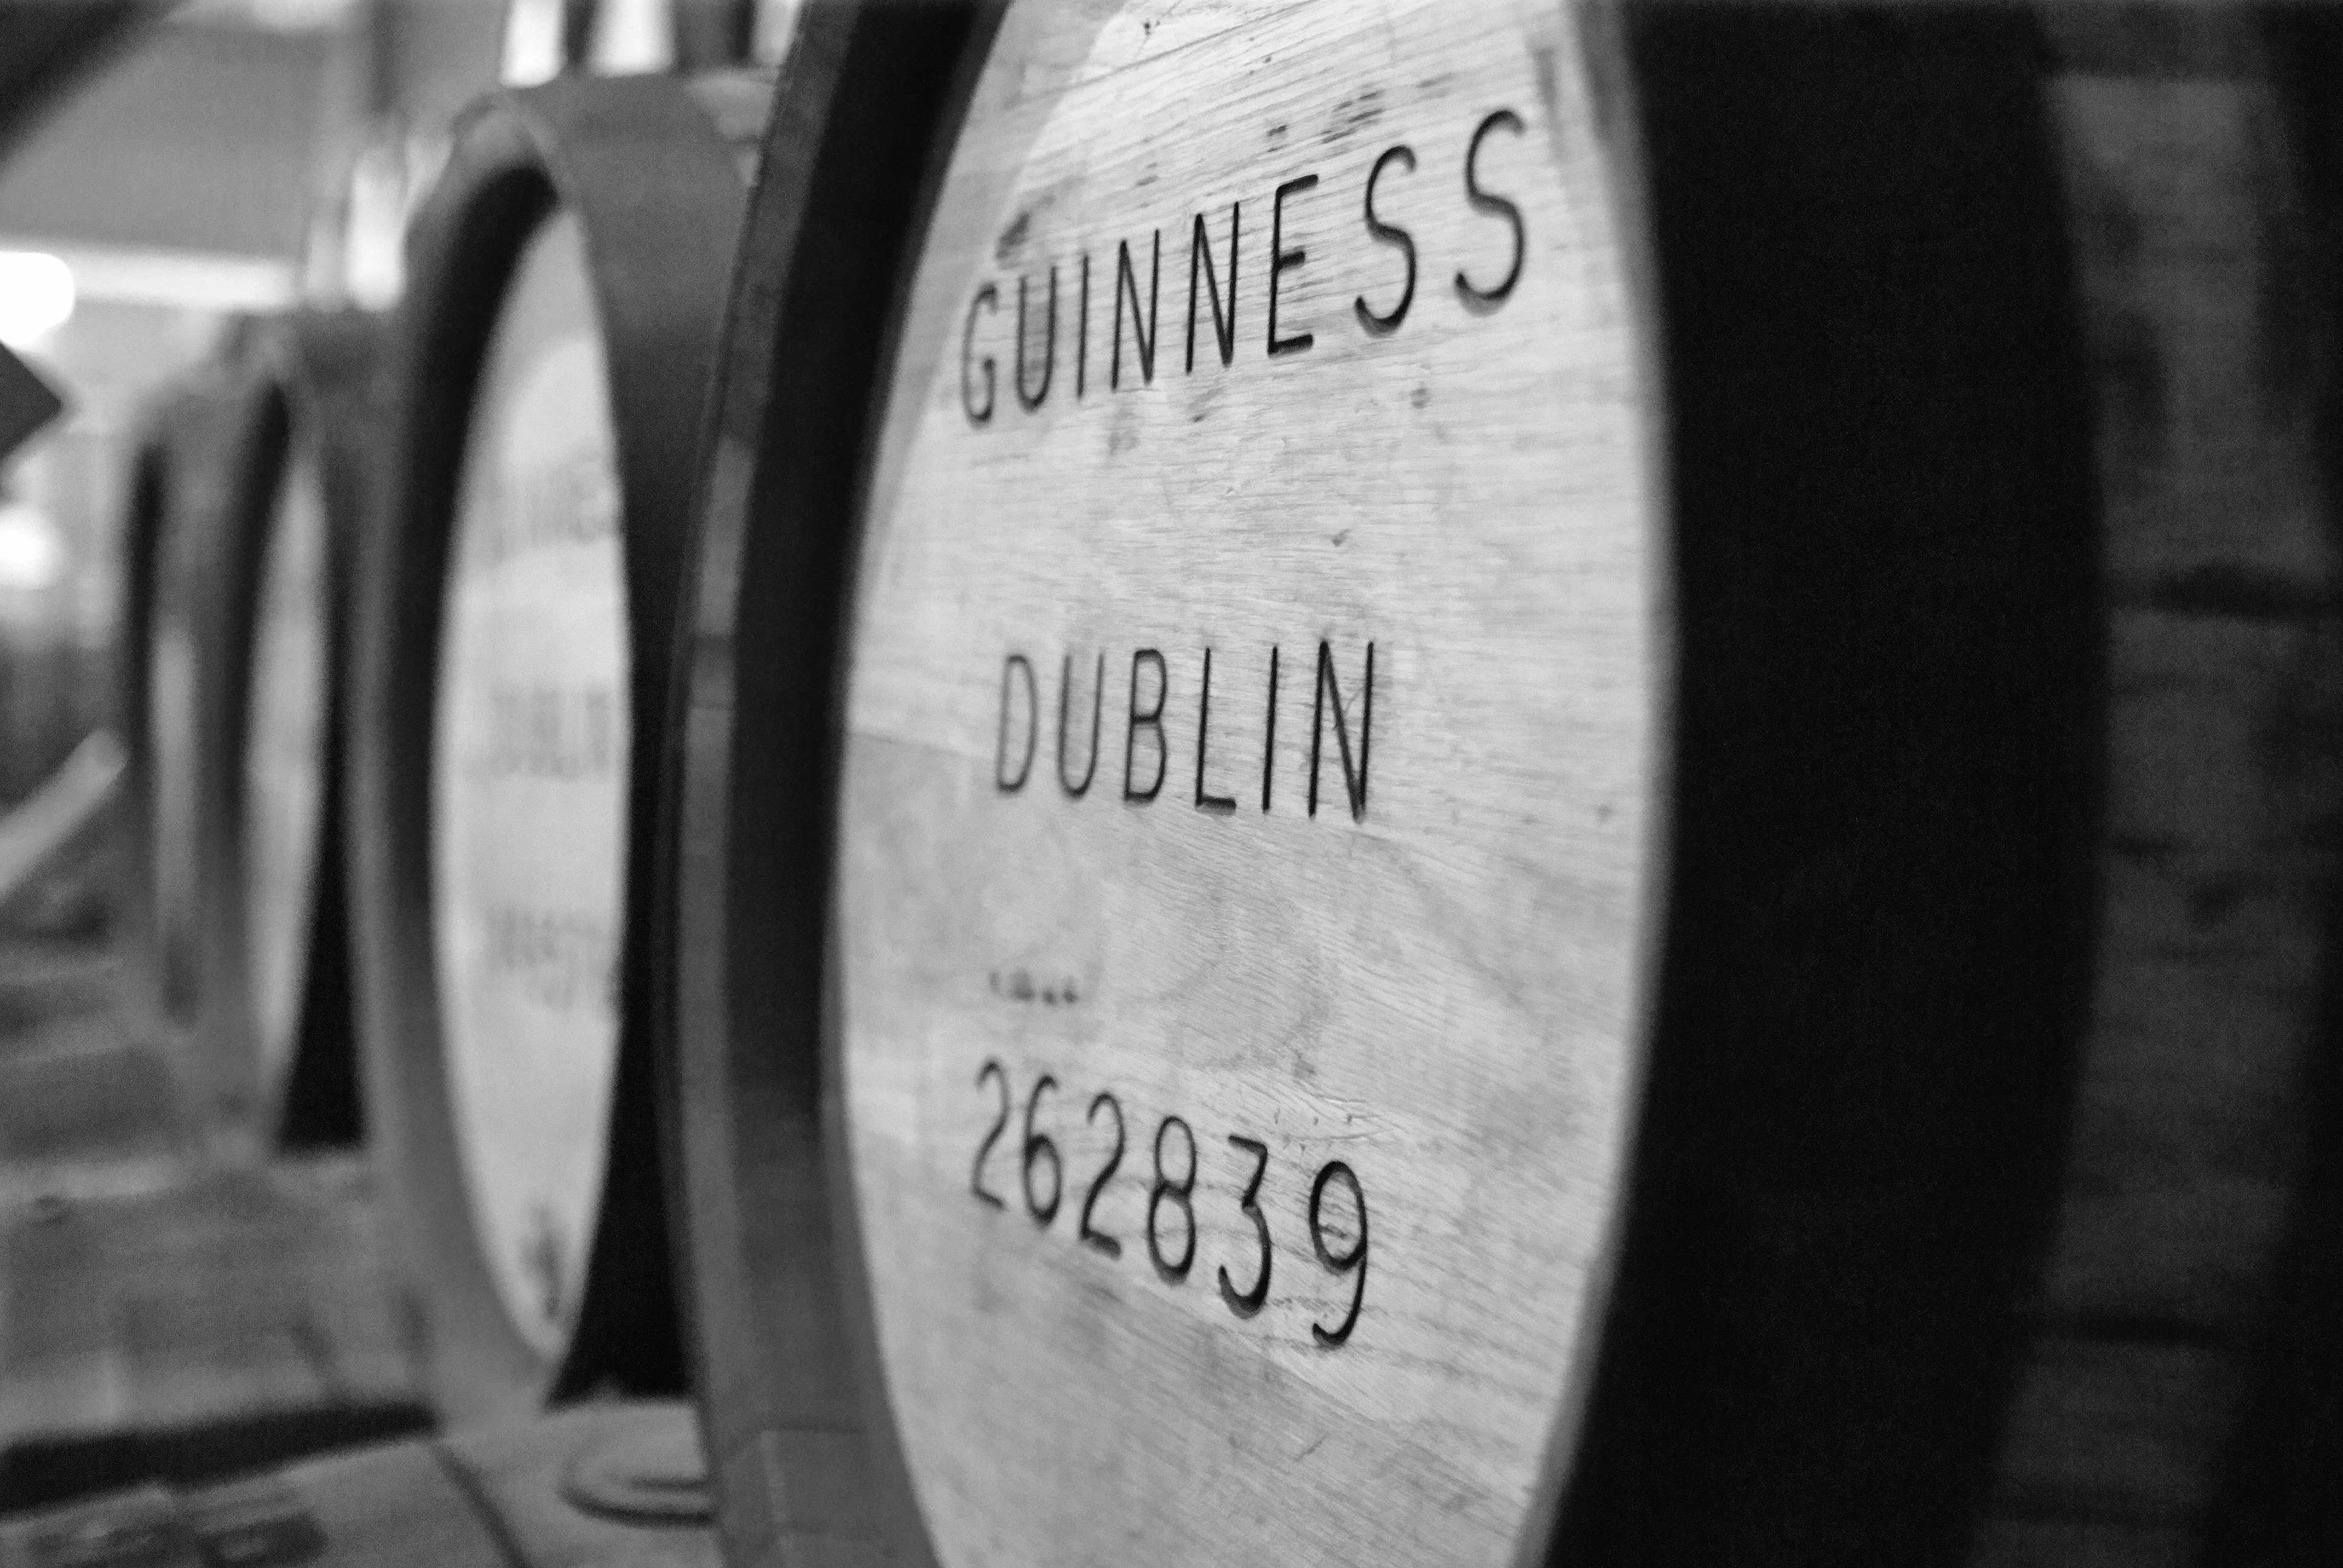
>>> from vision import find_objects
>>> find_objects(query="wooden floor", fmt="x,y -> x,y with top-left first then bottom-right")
0,934 -> 428,1509
0,933 -> 719,1565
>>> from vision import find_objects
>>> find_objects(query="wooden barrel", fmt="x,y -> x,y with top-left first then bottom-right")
220,312 -> 381,1151
659,2 -> 2097,1563
115,315 -> 379,1148
347,70 -> 767,1426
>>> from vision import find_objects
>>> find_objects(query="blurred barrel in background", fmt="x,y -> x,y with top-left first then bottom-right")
347,67 -> 766,1427
114,312 -> 379,1151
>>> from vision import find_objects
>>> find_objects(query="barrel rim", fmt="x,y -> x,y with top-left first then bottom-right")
226,307 -> 382,1151
655,2 -> 1000,1561
350,67 -> 754,1424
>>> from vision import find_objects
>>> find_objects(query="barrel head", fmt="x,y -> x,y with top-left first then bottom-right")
834,2 -> 1657,1563
432,207 -> 631,1362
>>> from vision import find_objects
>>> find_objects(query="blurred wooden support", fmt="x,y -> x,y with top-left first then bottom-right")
0,734 -> 122,918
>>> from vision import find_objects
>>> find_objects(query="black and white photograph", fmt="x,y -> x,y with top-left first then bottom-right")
0,2 -> 2337,1564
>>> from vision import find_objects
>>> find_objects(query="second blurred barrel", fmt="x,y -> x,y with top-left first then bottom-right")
117,312 -> 378,1148
347,68 -> 766,1425
229,312 -> 379,1151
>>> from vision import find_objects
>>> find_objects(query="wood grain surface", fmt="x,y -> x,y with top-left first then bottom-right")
431,207 -> 631,1362
834,2 -> 1657,1564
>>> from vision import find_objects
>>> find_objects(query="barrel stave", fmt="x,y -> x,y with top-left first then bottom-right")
1974,17 -> 2343,1561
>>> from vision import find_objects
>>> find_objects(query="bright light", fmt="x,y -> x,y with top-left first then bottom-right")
0,501 -> 64,592
500,0 -> 565,86
0,252 -> 75,348
346,145 -> 409,309
589,0 -> 673,75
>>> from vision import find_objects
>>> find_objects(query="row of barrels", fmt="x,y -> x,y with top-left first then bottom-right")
111,4 -> 2343,1566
